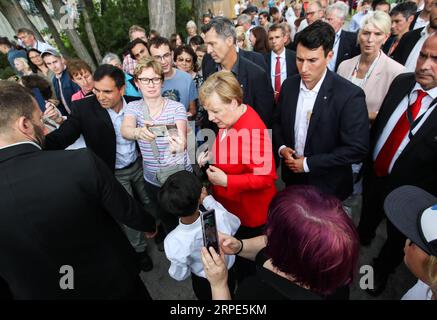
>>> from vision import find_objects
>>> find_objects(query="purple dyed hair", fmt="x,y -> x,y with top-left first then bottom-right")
265,185 -> 359,296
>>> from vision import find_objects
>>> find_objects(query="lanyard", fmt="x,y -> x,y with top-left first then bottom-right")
406,91 -> 437,139
351,51 -> 381,88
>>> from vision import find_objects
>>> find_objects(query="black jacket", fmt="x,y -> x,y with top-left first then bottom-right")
392,27 -> 425,66
202,53 -> 275,127
363,73 -> 437,195
45,95 -> 141,172
0,145 -> 155,299
264,49 -> 298,88
273,70 -> 369,200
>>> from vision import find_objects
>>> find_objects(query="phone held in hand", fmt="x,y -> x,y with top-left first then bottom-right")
200,209 -> 219,253
147,124 -> 168,137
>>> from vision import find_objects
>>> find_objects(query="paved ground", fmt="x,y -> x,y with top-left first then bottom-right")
140,175 -> 417,300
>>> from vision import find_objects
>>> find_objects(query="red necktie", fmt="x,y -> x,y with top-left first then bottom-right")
374,90 -> 427,177
274,56 -> 281,102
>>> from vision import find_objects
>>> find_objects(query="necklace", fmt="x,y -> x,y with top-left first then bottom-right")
148,98 -> 165,119
351,50 -> 381,88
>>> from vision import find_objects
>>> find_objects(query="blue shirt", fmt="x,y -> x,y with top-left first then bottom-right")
125,73 -> 141,98
162,69 -> 198,111
106,99 -> 137,169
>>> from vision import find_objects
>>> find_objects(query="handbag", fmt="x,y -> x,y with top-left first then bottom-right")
142,100 -> 185,186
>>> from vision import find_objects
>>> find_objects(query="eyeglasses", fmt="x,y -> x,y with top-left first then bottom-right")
153,52 -> 172,61
176,57 -> 192,64
136,77 -> 162,85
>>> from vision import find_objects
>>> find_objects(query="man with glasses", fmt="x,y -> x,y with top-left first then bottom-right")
296,1 -> 325,32
15,28 -> 56,52
149,37 -> 198,118
44,64 -> 156,273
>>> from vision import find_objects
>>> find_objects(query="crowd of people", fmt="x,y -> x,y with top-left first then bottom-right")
0,0 -> 436,301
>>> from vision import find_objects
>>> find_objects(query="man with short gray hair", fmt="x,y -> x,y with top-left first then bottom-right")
325,2 -> 360,71
202,17 -> 274,127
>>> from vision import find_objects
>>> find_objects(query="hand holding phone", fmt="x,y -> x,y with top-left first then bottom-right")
201,209 -> 219,254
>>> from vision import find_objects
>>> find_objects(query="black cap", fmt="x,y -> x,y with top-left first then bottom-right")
384,185 -> 437,257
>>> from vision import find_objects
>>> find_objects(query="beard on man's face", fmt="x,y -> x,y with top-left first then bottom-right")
31,120 -> 46,148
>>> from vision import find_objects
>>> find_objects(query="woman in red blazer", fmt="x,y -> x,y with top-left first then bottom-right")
198,71 -> 277,240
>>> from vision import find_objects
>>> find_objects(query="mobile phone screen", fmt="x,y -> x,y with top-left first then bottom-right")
201,209 -> 219,253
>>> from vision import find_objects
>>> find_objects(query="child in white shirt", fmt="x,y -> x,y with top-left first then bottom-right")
158,171 -> 240,300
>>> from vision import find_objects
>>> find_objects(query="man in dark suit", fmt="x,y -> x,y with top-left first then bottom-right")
392,2 -> 436,70
239,48 -> 268,71
265,23 -> 298,101
202,17 -> 274,127
273,21 -> 369,201
358,34 -> 437,296
325,2 -> 360,71
45,65 -> 158,268
0,82 -> 156,299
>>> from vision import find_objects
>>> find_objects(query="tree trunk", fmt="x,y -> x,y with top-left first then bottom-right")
0,0 -> 43,40
148,0 -> 175,38
51,0 -> 96,70
79,0 -> 102,63
33,0 -> 68,56
82,0 -> 94,12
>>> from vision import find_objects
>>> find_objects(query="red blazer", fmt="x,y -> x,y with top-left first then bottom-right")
212,106 -> 277,227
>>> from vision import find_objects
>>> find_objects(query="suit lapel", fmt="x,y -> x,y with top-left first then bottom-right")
305,71 -> 332,146
372,75 -> 416,143
398,101 -> 437,160
288,77 -> 301,147
93,99 -> 115,132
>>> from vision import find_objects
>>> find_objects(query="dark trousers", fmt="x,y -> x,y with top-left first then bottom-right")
191,266 -> 236,300
234,224 -> 265,284
358,171 -> 407,275
144,180 -> 178,235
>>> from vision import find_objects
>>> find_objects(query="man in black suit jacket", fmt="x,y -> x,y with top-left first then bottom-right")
358,34 -> 437,296
273,21 -> 369,201
0,82 -> 156,299
393,5 -> 436,68
202,17 -> 274,127
45,65 -> 159,269
325,2 -> 360,71
265,23 -> 298,101
239,48 -> 268,71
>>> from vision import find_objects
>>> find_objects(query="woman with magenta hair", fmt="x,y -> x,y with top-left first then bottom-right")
201,185 -> 360,300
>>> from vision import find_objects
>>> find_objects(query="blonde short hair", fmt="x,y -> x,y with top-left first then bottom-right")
428,256 -> 437,298
199,71 -> 243,106
236,26 -> 250,50
186,20 -> 197,30
133,56 -> 164,80
359,11 -> 391,36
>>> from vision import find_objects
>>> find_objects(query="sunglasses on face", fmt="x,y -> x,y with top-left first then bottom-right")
177,57 -> 192,64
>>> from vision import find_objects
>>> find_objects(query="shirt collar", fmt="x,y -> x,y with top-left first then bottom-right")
414,82 -> 437,100
336,29 -> 342,39
300,69 -> 328,93
0,141 -> 41,150
272,48 -> 286,59
108,98 -> 127,116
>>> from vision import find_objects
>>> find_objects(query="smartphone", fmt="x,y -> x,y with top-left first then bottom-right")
148,124 -> 168,137
200,209 -> 219,253
166,124 -> 178,138
32,88 -> 46,112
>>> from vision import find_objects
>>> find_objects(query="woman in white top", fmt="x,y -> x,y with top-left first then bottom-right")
337,11 -> 406,122
14,57 -> 33,76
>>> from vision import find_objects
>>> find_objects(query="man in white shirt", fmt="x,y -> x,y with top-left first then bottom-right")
393,0 -> 437,70
359,33 -> 437,297
325,2 -> 359,71
411,0 -> 433,30
273,20 -> 369,201
266,23 -> 298,101
16,28 -> 56,52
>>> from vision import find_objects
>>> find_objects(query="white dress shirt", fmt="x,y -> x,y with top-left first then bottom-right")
405,26 -> 431,72
270,49 -> 287,91
107,99 -> 137,169
279,70 -> 328,173
373,83 -> 437,174
328,29 -> 342,71
163,195 -> 241,281
413,16 -> 429,30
